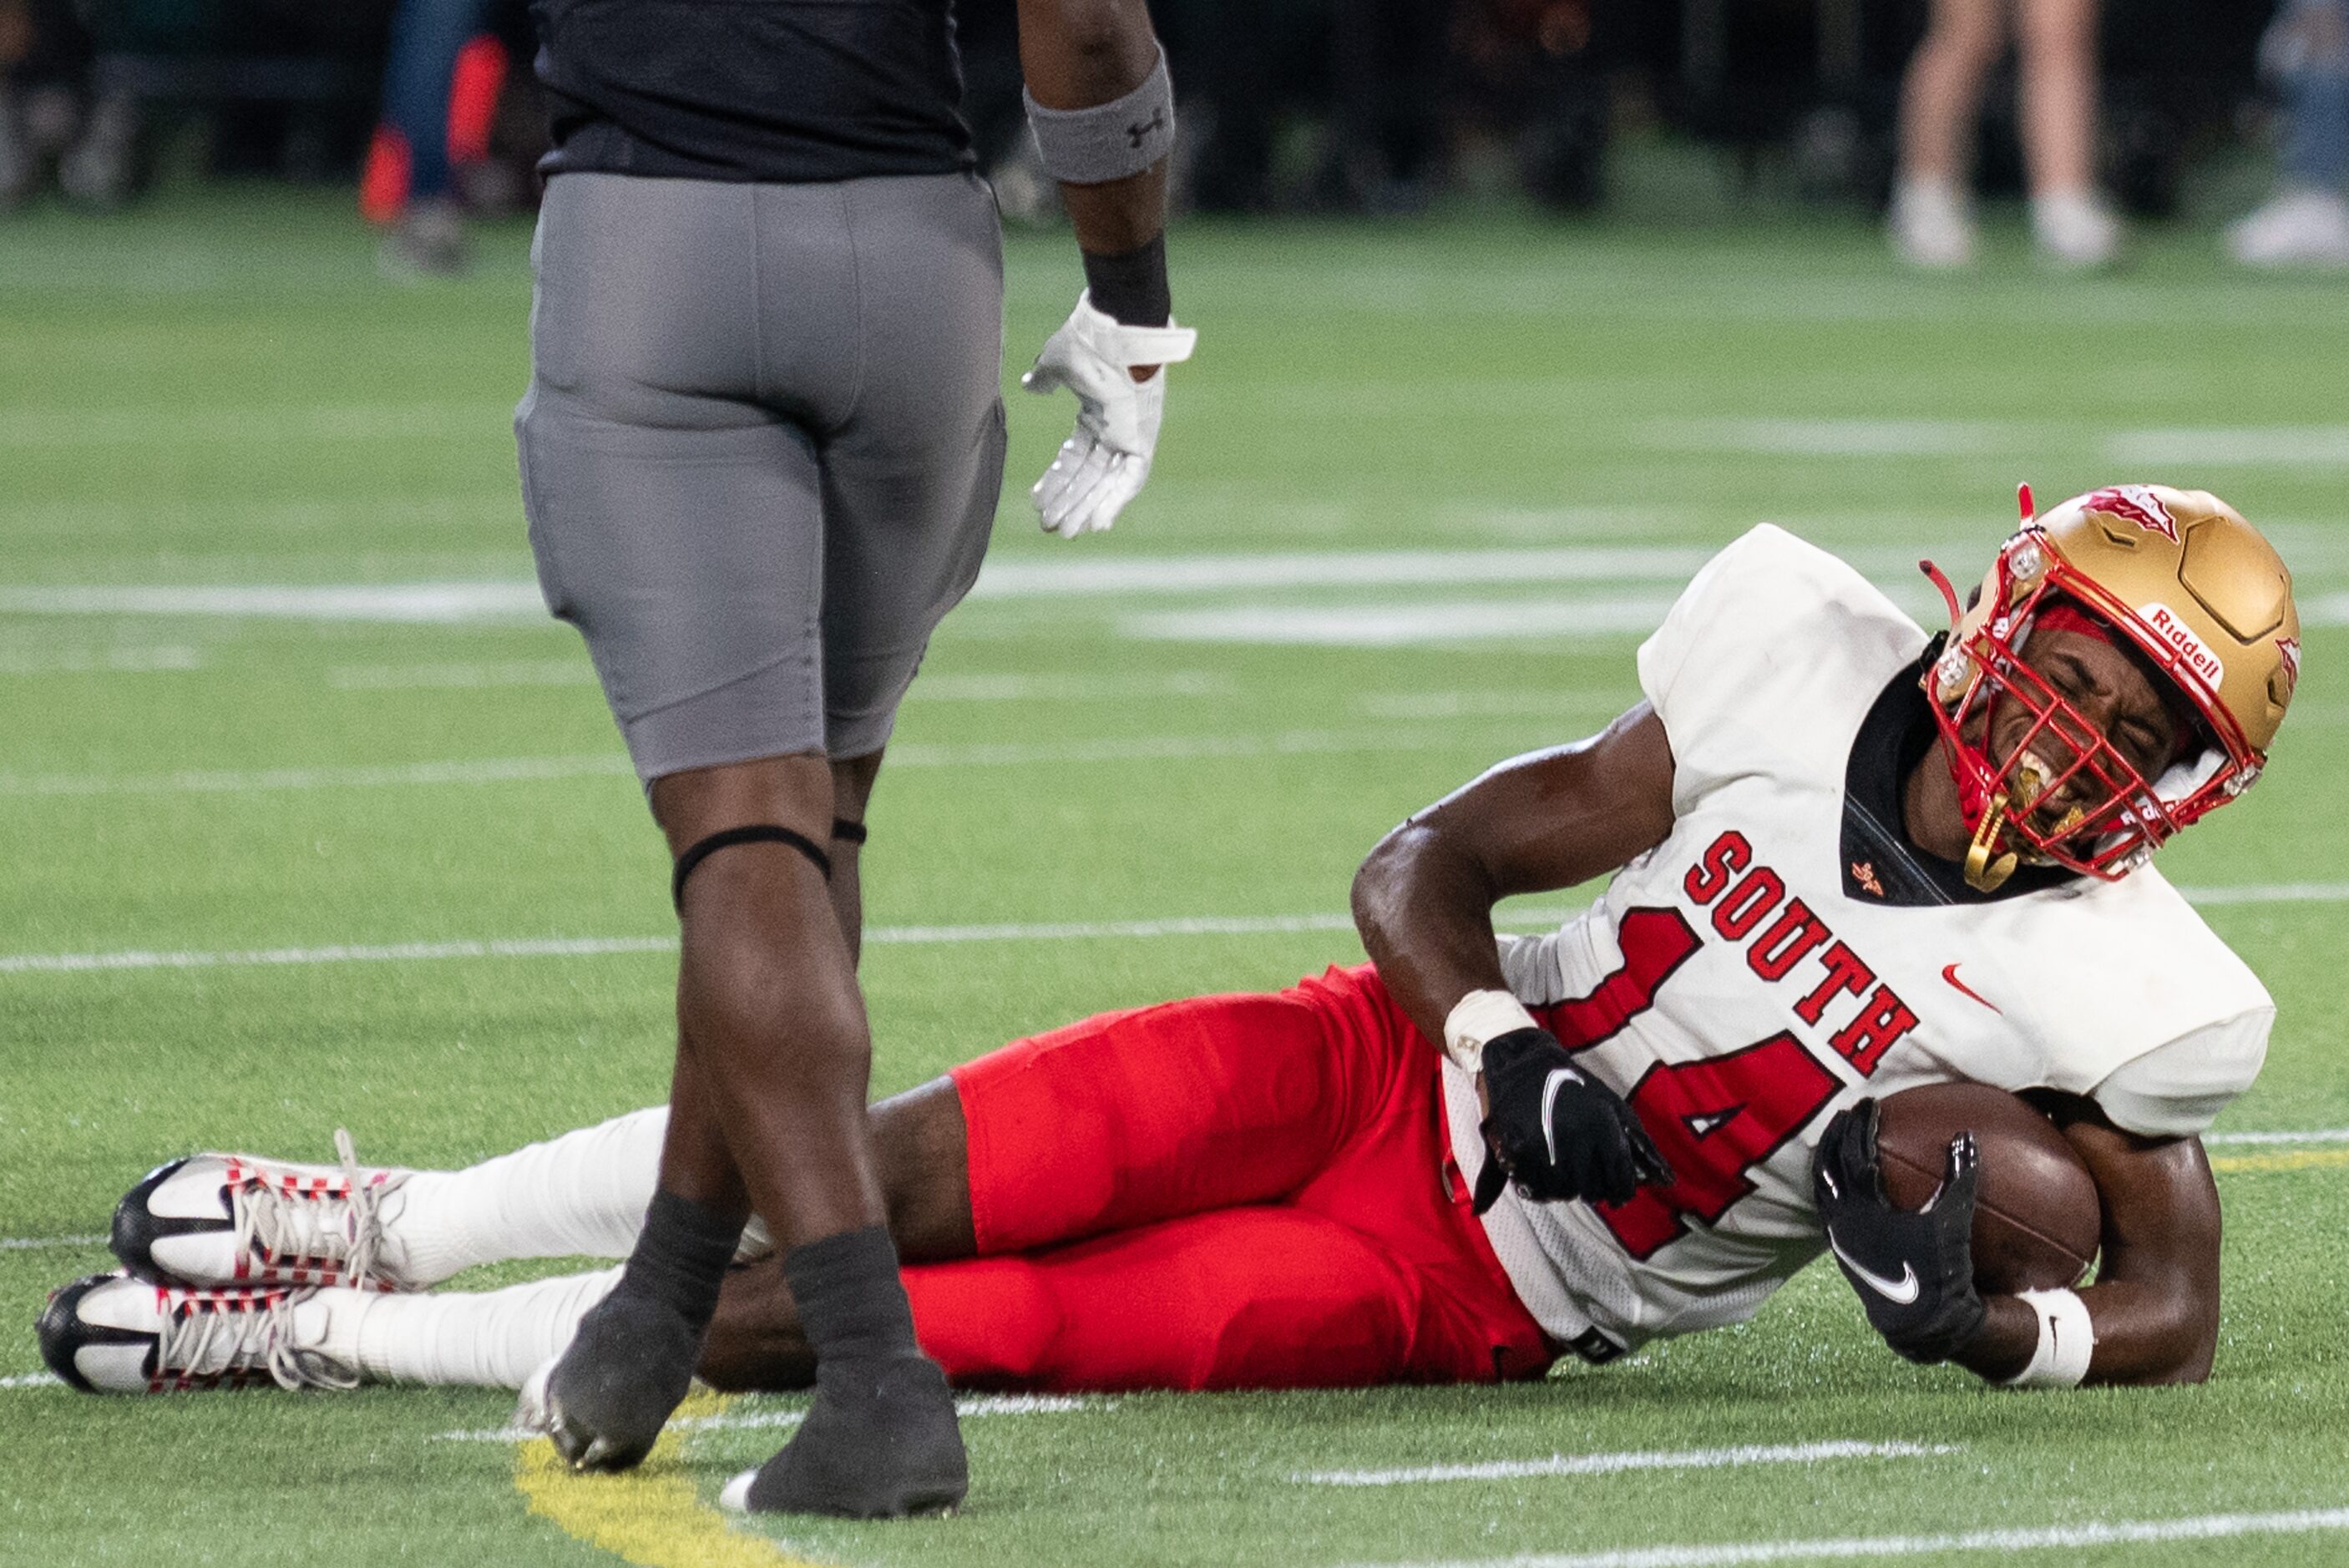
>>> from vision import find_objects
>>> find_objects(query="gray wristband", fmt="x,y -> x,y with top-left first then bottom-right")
1024,48 -> 1174,185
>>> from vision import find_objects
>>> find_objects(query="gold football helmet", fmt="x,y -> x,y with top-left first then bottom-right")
1921,483 -> 2300,890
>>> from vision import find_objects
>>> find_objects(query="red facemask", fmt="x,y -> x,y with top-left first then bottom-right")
1920,554 -> 2218,891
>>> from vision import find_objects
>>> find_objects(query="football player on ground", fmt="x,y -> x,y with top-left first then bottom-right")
46,487 -> 2301,1424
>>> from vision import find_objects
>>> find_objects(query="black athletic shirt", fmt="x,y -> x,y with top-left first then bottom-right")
1839,639 -> 2073,908
530,0 -> 976,183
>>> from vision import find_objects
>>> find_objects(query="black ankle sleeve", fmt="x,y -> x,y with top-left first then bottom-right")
782,1225 -> 920,1363
622,1189 -> 745,1332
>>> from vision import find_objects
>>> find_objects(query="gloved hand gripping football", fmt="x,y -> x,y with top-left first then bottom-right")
1022,291 -> 1196,539
1813,1099 -> 1987,1363
1471,1027 -> 1673,1213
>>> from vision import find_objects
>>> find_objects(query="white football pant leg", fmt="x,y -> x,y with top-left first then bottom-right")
391,1109 -> 669,1282
309,1266 -> 624,1389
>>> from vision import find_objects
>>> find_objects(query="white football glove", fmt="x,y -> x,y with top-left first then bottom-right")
1021,291 -> 1196,539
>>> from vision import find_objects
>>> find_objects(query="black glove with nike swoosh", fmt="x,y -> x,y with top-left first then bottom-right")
1812,1100 -> 1986,1364
1472,1028 -> 1673,1215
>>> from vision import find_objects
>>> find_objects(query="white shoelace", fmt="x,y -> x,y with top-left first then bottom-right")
152,1292 -> 359,1392
229,1128 -> 399,1286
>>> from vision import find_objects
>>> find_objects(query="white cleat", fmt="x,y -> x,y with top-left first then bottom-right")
110,1129 -> 417,1291
37,1272 -> 359,1394
1888,178 -> 1977,269
2227,190 -> 2349,269
2032,190 -> 2122,270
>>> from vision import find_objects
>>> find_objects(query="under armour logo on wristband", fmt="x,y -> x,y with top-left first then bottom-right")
1126,109 -> 1167,149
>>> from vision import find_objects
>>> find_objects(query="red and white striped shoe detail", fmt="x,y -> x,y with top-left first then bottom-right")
38,1272 -> 359,1394
112,1128 -> 416,1292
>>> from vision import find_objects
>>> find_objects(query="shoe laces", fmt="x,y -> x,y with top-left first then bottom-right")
152,1289 -> 358,1392
230,1129 -> 400,1286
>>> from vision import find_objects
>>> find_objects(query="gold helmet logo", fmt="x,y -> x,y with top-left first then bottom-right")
1922,483 -> 2299,888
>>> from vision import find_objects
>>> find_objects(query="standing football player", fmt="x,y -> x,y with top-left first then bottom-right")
501,0 -> 1192,1519
58,488 -> 2298,1408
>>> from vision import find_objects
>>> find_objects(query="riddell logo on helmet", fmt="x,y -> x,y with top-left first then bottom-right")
2086,485 -> 2179,544
2140,602 -> 2225,687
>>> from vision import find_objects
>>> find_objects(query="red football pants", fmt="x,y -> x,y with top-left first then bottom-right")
904,964 -> 1552,1392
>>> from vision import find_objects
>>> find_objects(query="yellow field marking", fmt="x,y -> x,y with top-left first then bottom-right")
514,1388 -> 828,1568
2210,1148 -> 2349,1175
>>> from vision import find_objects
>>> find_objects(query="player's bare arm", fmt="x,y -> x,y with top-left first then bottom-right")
1353,704 -> 1678,1045
1960,1112 -> 2221,1386
1354,705 -> 1678,1210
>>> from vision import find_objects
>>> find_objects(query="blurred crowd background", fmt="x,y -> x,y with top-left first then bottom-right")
2,0 -> 2344,273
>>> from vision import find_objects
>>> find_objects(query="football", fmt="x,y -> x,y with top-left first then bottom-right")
1875,1084 -> 2101,1296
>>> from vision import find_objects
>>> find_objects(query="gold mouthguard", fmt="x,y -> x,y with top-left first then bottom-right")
1965,791 -> 2020,893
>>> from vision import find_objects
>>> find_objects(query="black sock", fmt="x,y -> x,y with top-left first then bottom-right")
619,1189 -> 744,1332
783,1225 -> 920,1365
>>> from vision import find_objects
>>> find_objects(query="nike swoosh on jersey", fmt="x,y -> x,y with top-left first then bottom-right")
1941,964 -> 2002,1014
1828,1234 -> 1921,1304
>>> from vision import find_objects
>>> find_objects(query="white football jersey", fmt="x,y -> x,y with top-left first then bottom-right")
1444,525 -> 2274,1353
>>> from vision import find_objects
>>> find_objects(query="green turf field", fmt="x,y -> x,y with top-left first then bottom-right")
3,188 -> 2347,1567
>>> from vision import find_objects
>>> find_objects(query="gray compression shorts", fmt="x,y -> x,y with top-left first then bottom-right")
515,170 -> 1007,781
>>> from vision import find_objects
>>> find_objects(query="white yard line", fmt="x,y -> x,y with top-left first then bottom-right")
0,756 -> 634,798
0,917 -> 1377,977
0,583 -> 548,624
323,666 -> 1245,699
0,404 -> 517,448
3,884 -> 2341,978
0,936 -> 676,976
327,660 -> 595,690
1636,419 -> 2015,458
906,671 -> 1238,702
0,551 -> 1711,627
1297,1439 -> 1952,1486
8,556 -> 2338,647
1118,579 -> 1986,647
0,727 -> 1527,797
2303,591 -> 2349,630
2205,1128 -> 2349,1146
938,1393 -> 1091,1416
0,1234 -> 106,1250
432,1393 -> 1091,1443
966,548 -> 1717,598
868,913 -> 1364,946
1355,1506 -> 2349,1568
2181,881 -> 2349,906
2103,427 -> 2349,468
670,1393 -> 1092,1436
0,1373 -> 61,1389
888,728 -> 1498,766
1123,599 -> 1684,646
0,646 -> 203,675
1356,690 -> 1622,721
